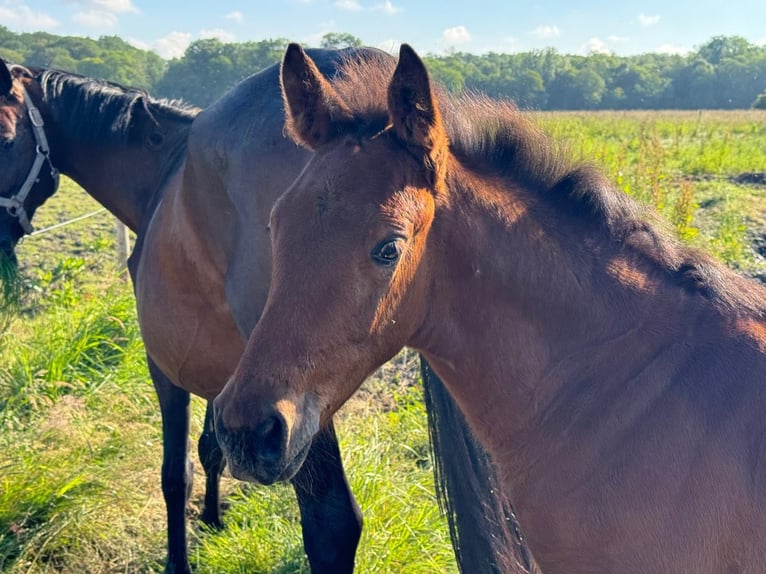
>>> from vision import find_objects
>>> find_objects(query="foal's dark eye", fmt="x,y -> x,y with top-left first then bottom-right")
371,238 -> 403,267
147,132 -> 164,147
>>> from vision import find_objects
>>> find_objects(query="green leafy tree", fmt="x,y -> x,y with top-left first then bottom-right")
698,35 -> 753,66
509,70 -> 547,109
424,57 -> 465,93
1,26 -> 765,111
154,38 -> 288,105
548,67 -> 606,109
320,33 -> 363,49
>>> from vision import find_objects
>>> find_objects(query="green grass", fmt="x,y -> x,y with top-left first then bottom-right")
536,110 -> 766,275
0,271 -> 453,573
0,110 -> 765,573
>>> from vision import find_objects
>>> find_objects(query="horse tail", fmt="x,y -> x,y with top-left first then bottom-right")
421,357 -> 538,574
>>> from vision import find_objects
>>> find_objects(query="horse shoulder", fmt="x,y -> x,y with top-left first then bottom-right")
134,181 -> 243,399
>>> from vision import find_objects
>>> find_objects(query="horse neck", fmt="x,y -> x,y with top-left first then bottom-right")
34,78 -> 186,232
60,142 -> 185,233
412,168 -> 720,486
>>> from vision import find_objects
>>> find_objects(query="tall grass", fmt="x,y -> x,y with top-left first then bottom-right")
537,110 -> 766,274
0,267 -> 455,573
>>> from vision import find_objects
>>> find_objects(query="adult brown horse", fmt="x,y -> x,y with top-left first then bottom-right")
0,56 -> 527,573
215,43 -> 766,573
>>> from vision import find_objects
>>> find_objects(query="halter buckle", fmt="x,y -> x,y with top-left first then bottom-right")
28,106 -> 44,128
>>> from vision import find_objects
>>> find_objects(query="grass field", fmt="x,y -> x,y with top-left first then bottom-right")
1,110 -> 765,573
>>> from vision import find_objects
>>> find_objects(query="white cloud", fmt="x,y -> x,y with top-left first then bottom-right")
302,20 -> 336,47
199,28 -> 236,42
608,35 -> 628,43
153,31 -> 193,59
756,37 -> 766,47
443,25 -> 471,45
656,43 -> 689,55
0,2 -> 59,31
225,10 -> 243,22
531,24 -> 560,39
126,37 -> 149,50
582,37 -> 610,54
373,1 -> 400,14
146,28 -> 237,60
72,9 -> 117,27
376,38 -> 399,53
65,0 -> 139,14
331,0 -> 400,14
638,13 -> 660,27
335,0 -> 362,10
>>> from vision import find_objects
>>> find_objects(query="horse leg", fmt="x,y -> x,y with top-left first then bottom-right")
290,419 -> 362,574
198,401 -> 226,529
149,357 -> 194,574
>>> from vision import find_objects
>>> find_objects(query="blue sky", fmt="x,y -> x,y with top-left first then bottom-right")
2,0 -> 765,59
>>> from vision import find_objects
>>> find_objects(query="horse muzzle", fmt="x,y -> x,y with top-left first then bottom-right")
212,389 -> 320,485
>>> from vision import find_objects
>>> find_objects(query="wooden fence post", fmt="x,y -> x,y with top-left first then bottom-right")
115,219 -> 130,280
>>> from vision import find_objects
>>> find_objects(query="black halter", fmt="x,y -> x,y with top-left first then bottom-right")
0,66 -> 59,235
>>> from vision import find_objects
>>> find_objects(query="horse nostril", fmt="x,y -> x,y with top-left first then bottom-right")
255,414 -> 285,464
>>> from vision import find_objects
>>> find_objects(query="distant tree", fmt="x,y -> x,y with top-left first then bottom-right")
424,57 -> 465,93
2,26 -> 765,111
509,69 -> 546,109
319,33 -> 363,49
155,38 -> 287,105
605,62 -> 668,109
697,35 -> 753,65
548,67 -> 606,110
753,90 -> 766,109
668,58 -> 716,108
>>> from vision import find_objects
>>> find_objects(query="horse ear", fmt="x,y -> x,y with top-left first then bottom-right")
388,44 -> 449,194
280,43 -> 354,150
0,59 -> 13,96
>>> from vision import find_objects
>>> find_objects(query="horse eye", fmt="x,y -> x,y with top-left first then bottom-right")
371,238 -> 403,267
147,132 -> 164,147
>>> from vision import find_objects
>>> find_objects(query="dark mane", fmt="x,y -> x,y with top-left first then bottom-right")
330,56 -> 641,230
37,69 -> 198,145
331,55 -> 766,314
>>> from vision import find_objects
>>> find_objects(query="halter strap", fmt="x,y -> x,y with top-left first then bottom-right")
0,72 -> 60,235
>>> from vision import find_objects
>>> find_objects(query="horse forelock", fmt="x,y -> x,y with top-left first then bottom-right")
36,69 -> 197,145
329,55 -> 766,315
0,79 -> 24,138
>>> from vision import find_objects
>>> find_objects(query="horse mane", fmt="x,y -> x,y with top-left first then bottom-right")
330,54 -> 766,315
35,68 -> 198,145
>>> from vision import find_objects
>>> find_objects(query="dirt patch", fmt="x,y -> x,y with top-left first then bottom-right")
674,172 -> 766,188
730,172 -> 766,187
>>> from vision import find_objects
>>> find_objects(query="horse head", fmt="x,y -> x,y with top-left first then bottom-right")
213,44 -> 443,485
0,58 -> 59,262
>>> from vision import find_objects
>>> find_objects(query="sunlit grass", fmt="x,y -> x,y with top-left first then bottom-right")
536,109 -> 766,275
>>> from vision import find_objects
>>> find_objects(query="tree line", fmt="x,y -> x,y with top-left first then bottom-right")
2,26 -> 765,110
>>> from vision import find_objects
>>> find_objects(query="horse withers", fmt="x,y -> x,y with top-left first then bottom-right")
214,43 -> 766,573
